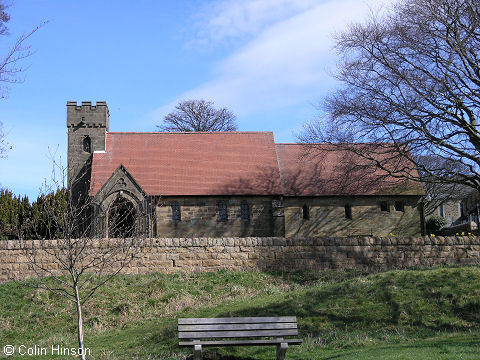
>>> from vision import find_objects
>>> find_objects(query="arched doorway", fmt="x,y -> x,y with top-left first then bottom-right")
108,196 -> 136,238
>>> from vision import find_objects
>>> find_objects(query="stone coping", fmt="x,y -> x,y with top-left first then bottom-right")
1,236 -> 478,250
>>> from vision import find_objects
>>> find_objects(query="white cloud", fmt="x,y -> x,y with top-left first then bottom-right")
150,0 -> 396,124
193,0 -> 320,46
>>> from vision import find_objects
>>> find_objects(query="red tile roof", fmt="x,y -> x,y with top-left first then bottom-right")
89,133 -> 424,197
275,144 -> 424,196
89,132 -> 283,196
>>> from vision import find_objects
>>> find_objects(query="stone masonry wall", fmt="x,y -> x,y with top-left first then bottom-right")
431,200 -> 462,226
1,236 -> 479,282
156,196 -> 275,237
284,196 -> 423,237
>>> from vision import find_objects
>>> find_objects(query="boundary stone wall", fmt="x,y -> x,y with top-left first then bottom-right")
1,236 -> 479,282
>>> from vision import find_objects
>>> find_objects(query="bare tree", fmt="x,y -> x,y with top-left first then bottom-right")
301,0 -> 480,193
416,155 -> 472,215
423,181 -> 470,217
21,158 -> 142,360
158,99 -> 238,132
0,1 -> 44,97
0,0 -> 45,156
0,122 -> 11,158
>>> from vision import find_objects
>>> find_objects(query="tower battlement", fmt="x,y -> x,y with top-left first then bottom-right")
67,101 -> 109,129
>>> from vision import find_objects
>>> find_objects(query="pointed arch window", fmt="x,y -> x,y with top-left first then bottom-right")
171,202 -> 181,221
241,200 -> 250,221
83,136 -> 91,153
218,201 -> 228,221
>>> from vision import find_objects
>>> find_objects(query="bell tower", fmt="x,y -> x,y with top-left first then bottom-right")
67,101 -> 109,203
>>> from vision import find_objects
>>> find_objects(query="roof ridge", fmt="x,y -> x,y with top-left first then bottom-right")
275,142 -> 398,146
107,131 -> 274,135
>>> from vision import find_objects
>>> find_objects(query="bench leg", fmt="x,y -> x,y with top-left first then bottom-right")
193,344 -> 202,360
276,342 -> 288,360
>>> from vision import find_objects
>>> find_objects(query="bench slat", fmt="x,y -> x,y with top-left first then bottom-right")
179,323 -> 297,332
179,339 -> 303,347
178,317 -> 296,325
179,329 -> 298,339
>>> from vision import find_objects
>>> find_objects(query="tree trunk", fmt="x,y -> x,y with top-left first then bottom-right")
74,284 -> 87,360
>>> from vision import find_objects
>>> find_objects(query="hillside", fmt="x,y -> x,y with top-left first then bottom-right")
1,266 -> 480,359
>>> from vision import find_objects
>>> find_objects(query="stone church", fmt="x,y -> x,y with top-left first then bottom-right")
67,101 -> 424,238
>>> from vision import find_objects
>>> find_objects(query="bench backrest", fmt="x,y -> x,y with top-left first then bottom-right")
178,317 -> 298,340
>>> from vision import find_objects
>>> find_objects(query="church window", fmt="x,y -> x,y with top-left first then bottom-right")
395,201 -> 404,212
345,204 -> 352,219
302,204 -> 310,220
380,201 -> 389,212
171,202 -> 181,221
218,201 -> 228,221
83,136 -> 91,153
241,201 -> 249,220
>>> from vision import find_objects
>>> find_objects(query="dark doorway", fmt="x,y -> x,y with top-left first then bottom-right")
108,196 -> 136,238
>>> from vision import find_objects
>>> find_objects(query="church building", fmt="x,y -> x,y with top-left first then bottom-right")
67,101 -> 424,238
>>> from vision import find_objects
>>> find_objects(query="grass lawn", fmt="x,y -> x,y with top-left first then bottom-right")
0,266 -> 479,359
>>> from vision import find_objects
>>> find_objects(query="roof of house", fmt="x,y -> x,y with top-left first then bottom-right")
275,144 -> 424,196
89,132 -> 283,196
89,132 -> 424,197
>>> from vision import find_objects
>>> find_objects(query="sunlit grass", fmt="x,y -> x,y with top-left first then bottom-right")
0,266 -> 479,359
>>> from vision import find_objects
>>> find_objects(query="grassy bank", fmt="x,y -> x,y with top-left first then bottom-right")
1,266 -> 479,359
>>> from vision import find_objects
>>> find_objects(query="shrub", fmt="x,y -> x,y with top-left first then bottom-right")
426,216 -> 448,234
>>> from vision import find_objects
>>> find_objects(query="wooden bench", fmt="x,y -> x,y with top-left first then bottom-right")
178,316 -> 302,360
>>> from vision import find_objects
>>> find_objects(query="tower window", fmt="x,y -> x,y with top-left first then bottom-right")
345,204 -> 352,219
380,201 -> 389,212
83,136 -> 91,153
395,201 -> 405,212
218,201 -> 228,221
241,200 -> 249,220
171,202 -> 181,221
302,204 -> 310,220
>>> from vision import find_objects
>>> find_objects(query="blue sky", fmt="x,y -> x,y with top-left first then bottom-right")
0,0 -> 393,200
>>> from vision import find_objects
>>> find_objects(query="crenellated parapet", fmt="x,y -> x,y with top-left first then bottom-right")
66,101 -> 109,129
